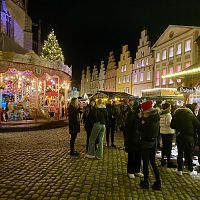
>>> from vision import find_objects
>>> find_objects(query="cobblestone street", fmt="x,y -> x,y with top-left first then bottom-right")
0,125 -> 200,200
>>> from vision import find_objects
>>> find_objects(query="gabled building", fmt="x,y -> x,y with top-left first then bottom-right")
84,66 -> 92,95
116,45 -> 132,94
132,29 -> 154,97
99,61 -> 105,91
152,25 -> 200,89
80,69 -> 85,96
91,65 -> 99,94
104,51 -> 117,92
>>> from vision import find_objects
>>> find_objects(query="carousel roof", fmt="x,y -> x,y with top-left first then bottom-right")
0,32 -> 28,54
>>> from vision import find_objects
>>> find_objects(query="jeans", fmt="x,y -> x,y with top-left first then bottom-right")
70,132 -> 78,152
88,122 -> 106,158
106,118 -> 116,145
127,149 -> 141,174
141,140 -> 160,182
161,134 -> 174,162
176,136 -> 194,172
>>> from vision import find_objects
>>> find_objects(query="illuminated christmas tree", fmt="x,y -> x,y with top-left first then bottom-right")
41,30 -> 64,62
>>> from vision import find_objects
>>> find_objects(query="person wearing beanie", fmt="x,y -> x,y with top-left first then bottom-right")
160,102 -> 176,168
139,100 -> 161,190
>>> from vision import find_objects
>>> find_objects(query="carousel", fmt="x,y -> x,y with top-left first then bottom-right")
0,34 -> 71,121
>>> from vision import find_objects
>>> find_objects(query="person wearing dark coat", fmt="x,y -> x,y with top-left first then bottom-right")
124,99 -> 143,179
171,106 -> 200,176
83,99 -> 97,151
68,98 -> 80,156
139,100 -> 161,190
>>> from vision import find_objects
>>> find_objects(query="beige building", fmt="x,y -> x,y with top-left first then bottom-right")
80,69 -> 85,96
99,61 -> 105,91
84,66 -> 92,95
104,51 -> 117,92
132,29 -> 154,97
116,45 -> 132,94
152,25 -> 200,89
91,65 -> 99,94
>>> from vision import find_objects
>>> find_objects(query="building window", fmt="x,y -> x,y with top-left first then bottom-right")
147,71 -> 151,81
169,67 -> 174,84
141,59 -> 145,67
133,73 -> 137,83
121,65 -> 124,72
136,62 -> 139,68
123,75 -> 126,83
169,47 -> 174,58
133,88 -> 137,96
123,88 -> 126,93
162,68 -> 167,85
176,65 -> 182,83
176,43 -> 182,55
118,77 -> 121,84
162,50 -> 167,60
140,72 -> 144,82
156,70 -> 160,86
156,52 -> 160,62
146,58 -> 149,66
141,51 -> 144,57
127,75 -> 130,82
124,64 -> 127,71
185,62 -> 191,69
126,87 -> 130,94
185,39 -> 191,52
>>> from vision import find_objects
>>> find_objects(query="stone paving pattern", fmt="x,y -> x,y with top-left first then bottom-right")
0,125 -> 200,200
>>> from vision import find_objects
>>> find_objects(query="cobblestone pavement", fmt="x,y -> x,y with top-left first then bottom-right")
0,125 -> 200,200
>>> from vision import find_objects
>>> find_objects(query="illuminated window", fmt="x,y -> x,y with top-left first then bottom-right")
123,75 -> 126,83
176,43 -> 182,55
147,71 -> 151,81
185,62 -> 191,68
141,51 -> 144,57
162,68 -> 166,85
133,88 -> 137,96
176,65 -> 182,83
121,65 -> 124,72
140,72 -> 144,82
156,70 -> 160,86
185,39 -> 191,52
169,47 -> 174,58
124,65 -> 127,71
156,52 -> 160,62
118,77 -> 121,84
162,50 -> 167,60
169,67 -> 174,84
127,75 -> 130,82
133,73 -> 137,83
146,58 -> 149,65
126,87 -> 130,94
141,59 -> 145,67
136,62 -> 139,68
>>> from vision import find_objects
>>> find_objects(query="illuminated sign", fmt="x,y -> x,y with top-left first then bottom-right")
177,87 -> 195,94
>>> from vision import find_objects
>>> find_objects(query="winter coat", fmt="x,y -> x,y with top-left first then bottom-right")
159,109 -> 175,134
139,108 -> 160,141
170,107 -> 200,138
124,108 -> 140,152
93,104 -> 108,125
120,104 -> 130,128
83,105 -> 96,133
106,104 -> 117,122
68,105 -> 80,134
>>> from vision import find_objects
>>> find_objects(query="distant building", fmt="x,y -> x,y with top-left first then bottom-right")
104,51 -> 117,92
80,69 -> 85,97
132,29 -> 154,97
91,65 -> 99,94
84,66 -> 92,95
116,45 -> 132,94
99,61 -> 105,91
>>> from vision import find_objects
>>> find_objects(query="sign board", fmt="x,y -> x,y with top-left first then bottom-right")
177,87 -> 195,94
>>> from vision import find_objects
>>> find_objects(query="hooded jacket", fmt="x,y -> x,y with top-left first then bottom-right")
170,107 -> 200,137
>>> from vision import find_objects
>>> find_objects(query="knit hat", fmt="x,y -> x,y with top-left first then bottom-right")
141,100 -> 154,113
162,102 -> 171,110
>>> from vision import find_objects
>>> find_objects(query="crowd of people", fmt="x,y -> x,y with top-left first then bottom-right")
67,97 -> 200,190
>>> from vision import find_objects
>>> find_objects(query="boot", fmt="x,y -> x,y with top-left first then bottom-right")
167,161 -> 177,168
152,180 -> 161,190
161,158 -> 166,166
140,180 -> 149,189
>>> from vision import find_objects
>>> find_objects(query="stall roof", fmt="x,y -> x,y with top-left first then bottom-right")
91,91 -> 133,99
0,32 -> 28,54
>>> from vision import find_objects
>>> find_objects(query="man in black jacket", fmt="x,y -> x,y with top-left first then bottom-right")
171,106 -> 200,176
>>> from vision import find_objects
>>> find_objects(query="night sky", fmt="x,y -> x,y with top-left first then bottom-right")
28,0 -> 200,87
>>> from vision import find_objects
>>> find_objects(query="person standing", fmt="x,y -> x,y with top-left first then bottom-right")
160,102 -> 176,168
125,99 -> 143,179
68,98 -> 80,156
171,106 -> 200,176
139,100 -> 161,190
106,100 -> 117,147
85,99 -> 108,159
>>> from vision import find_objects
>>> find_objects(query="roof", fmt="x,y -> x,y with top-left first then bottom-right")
0,32 -> 28,54
91,91 -> 133,99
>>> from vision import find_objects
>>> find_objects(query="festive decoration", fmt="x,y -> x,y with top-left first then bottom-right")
41,30 -> 64,62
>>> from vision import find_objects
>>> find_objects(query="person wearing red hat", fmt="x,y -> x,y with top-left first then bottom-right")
139,100 -> 161,190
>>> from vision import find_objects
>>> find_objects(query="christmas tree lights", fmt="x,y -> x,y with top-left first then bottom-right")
41,30 -> 64,62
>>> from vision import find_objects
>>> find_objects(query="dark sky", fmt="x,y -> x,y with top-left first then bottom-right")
28,0 -> 200,87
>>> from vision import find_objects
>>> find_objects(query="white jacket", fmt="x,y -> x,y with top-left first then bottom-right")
160,112 -> 175,134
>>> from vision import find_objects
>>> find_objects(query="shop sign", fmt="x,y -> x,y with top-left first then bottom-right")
177,87 -> 195,94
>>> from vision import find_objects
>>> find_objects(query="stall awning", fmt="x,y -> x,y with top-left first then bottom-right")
91,91 -> 133,99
